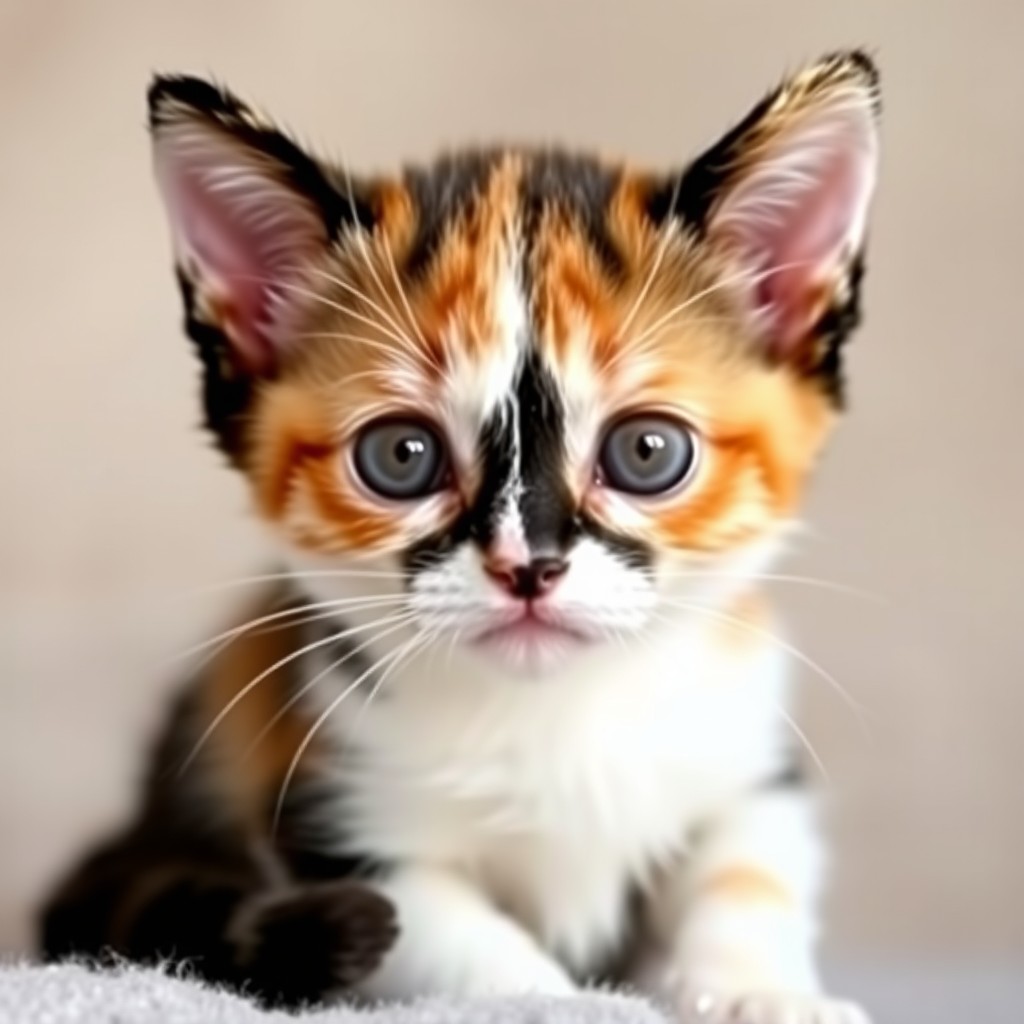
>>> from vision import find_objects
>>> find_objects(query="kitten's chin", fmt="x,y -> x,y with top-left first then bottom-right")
470,618 -> 595,677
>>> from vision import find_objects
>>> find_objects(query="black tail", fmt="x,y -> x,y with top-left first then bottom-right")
38,826 -> 397,1009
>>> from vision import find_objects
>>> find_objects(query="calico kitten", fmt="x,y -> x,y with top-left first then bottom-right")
40,51 -> 879,1023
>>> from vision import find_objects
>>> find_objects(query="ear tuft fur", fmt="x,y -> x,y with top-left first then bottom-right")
649,50 -> 881,393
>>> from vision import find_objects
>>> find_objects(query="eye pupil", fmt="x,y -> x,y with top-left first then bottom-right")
395,439 -> 422,463
636,433 -> 664,460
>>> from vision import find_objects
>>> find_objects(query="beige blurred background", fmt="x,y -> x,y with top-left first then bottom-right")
1,0 -> 1021,967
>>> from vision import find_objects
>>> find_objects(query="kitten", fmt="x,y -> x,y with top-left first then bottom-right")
40,51 -> 879,1023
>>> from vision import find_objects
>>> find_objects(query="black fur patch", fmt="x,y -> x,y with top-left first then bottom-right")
403,149 -> 503,277
39,834 -> 396,1010
807,251 -> 865,406
40,828 -> 248,973
230,882 -> 397,1006
466,411 -> 519,553
401,148 -> 623,282
520,150 -> 624,279
513,348 -> 576,551
465,347 -> 574,553
402,516 -> 472,577
176,269 -> 255,466
39,585 -> 399,1010
148,75 -> 374,239
577,512 -> 653,574
272,766 -> 391,887
761,750 -> 806,790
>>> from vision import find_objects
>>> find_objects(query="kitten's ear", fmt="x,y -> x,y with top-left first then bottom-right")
657,51 -> 880,365
148,76 -> 372,374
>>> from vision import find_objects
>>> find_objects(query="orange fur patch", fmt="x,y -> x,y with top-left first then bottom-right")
699,866 -> 792,906
197,588 -> 317,833
709,591 -> 772,653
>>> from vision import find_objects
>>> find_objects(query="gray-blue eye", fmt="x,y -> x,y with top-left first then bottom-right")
598,415 -> 698,495
353,420 -> 448,499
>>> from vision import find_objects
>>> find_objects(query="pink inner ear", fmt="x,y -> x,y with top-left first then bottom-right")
154,122 -> 326,374
713,110 -> 877,357
173,170 -> 277,370
762,149 -> 870,353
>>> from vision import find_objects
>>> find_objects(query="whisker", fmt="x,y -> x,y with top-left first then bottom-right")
444,626 -> 462,675
245,602 -> 405,641
296,329 -> 421,373
272,631 -> 426,832
657,572 -> 885,605
163,567 -> 407,601
637,617 -> 672,661
624,258 -> 814,353
773,702 -> 831,783
616,173 -> 686,338
179,610 -> 417,777
380,230 -> 431,354
608,623 -> 630,654
338,164 -> 434,365
156,601 -> 404,698
646,607 -> 829,781
349,627 -> 433,736
422,622 -> 447,680
329,365 -> 414,388
264,276 -> 418,355
220,271 -> 413,356
242,613 -> 416,760
661,597 -> 870,734
164,594 -> 409,666
306,265 -> 420,362
603,314 -> 737,372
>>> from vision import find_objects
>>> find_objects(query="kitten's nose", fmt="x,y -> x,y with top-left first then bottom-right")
484,556 -> 568,599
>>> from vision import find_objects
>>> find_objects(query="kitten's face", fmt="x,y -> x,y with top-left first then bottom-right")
150,54 -> 878,674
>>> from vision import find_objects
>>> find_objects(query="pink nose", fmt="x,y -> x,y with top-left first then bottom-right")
484,556 -> 568,599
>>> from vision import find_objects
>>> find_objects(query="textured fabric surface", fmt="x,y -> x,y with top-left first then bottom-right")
2,961 -> 1023,1024
0,962 -> 668,1024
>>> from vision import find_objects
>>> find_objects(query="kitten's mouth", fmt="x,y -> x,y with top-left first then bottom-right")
471,607 -> 593,650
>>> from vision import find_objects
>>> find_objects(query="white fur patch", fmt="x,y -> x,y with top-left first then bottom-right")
306,594 -> 794,980
439,251 -> 528,473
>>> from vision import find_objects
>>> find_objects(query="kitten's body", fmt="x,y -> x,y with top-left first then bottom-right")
40,53 -> 879,1024
311,588 -> 795,975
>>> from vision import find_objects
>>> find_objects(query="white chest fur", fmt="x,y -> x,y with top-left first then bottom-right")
312,615 -> 788,973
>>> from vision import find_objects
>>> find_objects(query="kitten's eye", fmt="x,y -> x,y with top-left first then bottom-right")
353,419 -> 449,499
598,415 -> 698,496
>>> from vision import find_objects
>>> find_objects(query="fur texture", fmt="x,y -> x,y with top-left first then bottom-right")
40,52 -> 879,1024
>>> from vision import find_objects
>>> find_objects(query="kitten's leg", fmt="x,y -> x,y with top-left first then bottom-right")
648,787 -> 869,1024
39,826 -> 396,1009
357,865 -> 577,999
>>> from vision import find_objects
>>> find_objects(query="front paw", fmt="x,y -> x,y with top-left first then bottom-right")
455,949 -> 578,997
229,880 -> 398,1007
676,987 -> 870,1024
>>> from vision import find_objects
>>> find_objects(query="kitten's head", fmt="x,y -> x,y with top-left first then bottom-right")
149,52 -> 879,675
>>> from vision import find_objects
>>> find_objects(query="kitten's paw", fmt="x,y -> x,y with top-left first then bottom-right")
230,880 -> 398,1006
676,987 -> 870,1024
456,949 -> 578,997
